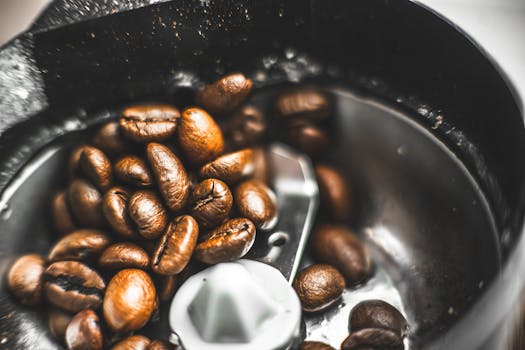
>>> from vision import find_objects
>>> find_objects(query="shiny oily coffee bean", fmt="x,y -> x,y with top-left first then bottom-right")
349,300 -> 408,338
48,229 -> 111,262
44,261 -> 106,313
79,145 -> 113,191
292,264 -> 345,313
48,308 -> 73,342
68,178 -> 105,228
312,225 -> 371,285
148,340 -> 174,350
199,149 -> 255,185
103,187 -> 138,240
189,179 -> 232,229
115,156 -> 154,188
7,254 -> 45,305
275,88 -> 332,122
120,104 -> 180,142
52,190 -> 77,236
234,180 -> 278,230
152,215 -> 199,275
315,165 -> 352,222
68,146 -> 85,179
225,105 -> 266,148
177,107 -> 224,166
99,242 -> 150,271
288,124 -> 329,157
128,190 -> 168,240
194,217 -> 256,264
146,143 -> 189,212
92,121 -> 130,157
111,335 -> 151,350
300,341 -> 335,350
65,309 -> 103,350
341,328 -> 404,350
157,275 -> 178,302
195,73 -> 253,115
103,269 -> 156,333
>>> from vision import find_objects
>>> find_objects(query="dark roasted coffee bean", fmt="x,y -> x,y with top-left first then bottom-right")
178,107 -> 224,166
275,88 -> 331,122
120,104 -> 180,142
225,105 -> 266,148
293,264 -> 345,313
99,242 -> 150,271
234,180 -> 278,230
148,339 -> 174,350
194,218 -> 256,264
128,190 -> 168,239
7,254 -> 45,305
79,146 -> 113,191
252,146 -> 270,184
199,149 -> 255,185
315,165 -> 351,222
341,328 -> 404,350
44,261 -> 105,313
157,275 -> 178,302
48,229 -> 111,262
152,215 -> 199,275
68,146 -> 85,179
115,156 -> 154,188
312,225 -> 370,285
146,143 -> 189,212
195,73 -> 253,115
300,341 -> 335,350
92,121 -> 130,157
52,190 -> 77,236
189,179 -> 232,229
103,269 -> 156,333
111,335 -> 151,350
349,300 -> 408,337
65,309 -> 103,350
103,187 -> 138,239
48,308 -> 73,342
288,124 -> 329,156
68,179 -> 105,228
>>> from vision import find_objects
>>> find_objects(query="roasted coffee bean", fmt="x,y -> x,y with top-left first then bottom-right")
199,149 -> 255,185
292,264 -> 345,313
300,341 -> 335,350
99,242 -> 150,271
178,107 -> 224,166
341,328 -> 404,350
146,143 -> 189,212
115,156 -> 154,188
111,335 -> 151,350
252,146 -> 270,184
194,218 -> 256,264
44,261 -> 106,313
195,73 -> 253,115
68,146 -> 85,179
120,104 -> 180,142
7,254 -> 45,305
225,105 -> 266,148
48,229 -> 111,262
128,190 -> 168,240
315,165 -> 351,222
275,88 -> 331,122
65,309 -> 103,350
79,146 -> 113,191
152,215 -> 199,275
312,225 -> 370,285
103,269 -> 156,333
157,275 -> 178,302
189,179 -> 232,229
234,180 -> 278,230
288,124 -> 329,156
68,179 -> 105,228
103,187 -> 137,239
92,121 -> 130,157
48,308 -> 73,342
148,340 -> 174,350
52,190 -> 76,236
349,300 -> 408,337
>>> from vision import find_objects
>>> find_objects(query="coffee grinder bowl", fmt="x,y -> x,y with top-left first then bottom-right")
0,1 -> 524,349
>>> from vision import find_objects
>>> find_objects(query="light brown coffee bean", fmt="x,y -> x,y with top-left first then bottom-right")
288,124 -> 329,156
157,275 -> 178,302
120,104 -> 180,142
128,190 -> 168,240
111,335 -> 151,350
79,146 -> 113,191
234,180 -> 278,230
293,264 -> 345,312
349,300 -> 408,338
48,229 -> 111,262
48,308 -> 73,342
98,242 -> 150,271
315,165 -> 351,222
102,187 -> 138,240
7,254 -> 45,305
68,146 -> 85,179
52,191 -> 77,236
92,121 -> 130,157
300,341 -> 335,350
148,340 -> 174,350
189,179 -> 232,229
275,88 -> 331,122
224,105 -> 266,148
65,309 -> 103,350
195,73 -> 253,115
199,149 -> 255,185
341,328 -> 404,350
114,156 -> 153,188
68,179 -> 105,228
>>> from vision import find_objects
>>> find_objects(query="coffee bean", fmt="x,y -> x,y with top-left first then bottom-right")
103,269 -> 156,333
7,254 -> 45,305
146,143 -> 189,212
152,215 -> 199,275
275,88 -> 331,122
65,309 -> 103,350
292,264 -> 345,313
103,187 -> 138,240
98,242 -> 150,271
111,335 -> 151,350
157,275 -> 178,302
52,191 -> 77,236
199,149 -> 255,185
48,308 -> 73,342
311,225 -> 370,285
349,300 -> 408,338
68,146 -> 85,179
92,121 -> 130,157
288,124 -> 329,156
148,339 -> 174,350
194,217 -> 256,264
79,146 -> 113,191
48,229 -> 111,262
44,261 -> 106,313
178,107 -> 224,166
115,156 -> 154,188
224,105 -> 266,148
234,180 -> 278,230
341,328 -> 404,350
195,73 -> 253,115
315,165 -> 351,222
189,179 -> 232,229
300,341 -> 335,350
120,104 -> 180,142
128,190 -> 168,240
68,179 -> 105,228
252,147 -> 270,184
